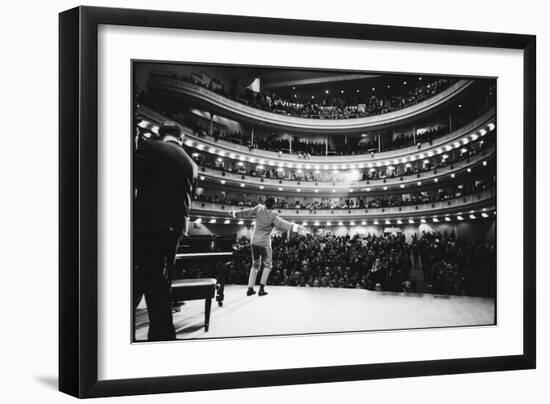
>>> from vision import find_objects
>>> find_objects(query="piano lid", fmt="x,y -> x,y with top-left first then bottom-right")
177,235 -> 235,258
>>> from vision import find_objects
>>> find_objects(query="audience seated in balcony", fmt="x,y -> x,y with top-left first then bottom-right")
137,101 -> 495,158
153,71 -> 452,120
181,120 -> 454,157
187,133 -> 494,184
193,179 -> 494,210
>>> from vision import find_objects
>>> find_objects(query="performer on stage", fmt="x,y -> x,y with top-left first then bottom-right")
134,122 -> 198,341
232,197 -> 305,296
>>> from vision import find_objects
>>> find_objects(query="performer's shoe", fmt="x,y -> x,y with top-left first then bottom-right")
258,288 -> 268,296
247,288 -> 256,296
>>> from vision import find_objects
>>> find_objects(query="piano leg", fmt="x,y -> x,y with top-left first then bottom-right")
204,298 -> 212,332
216,284 -> 224,307
215,262 -> 227,307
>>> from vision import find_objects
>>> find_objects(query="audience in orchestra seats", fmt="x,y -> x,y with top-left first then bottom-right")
182,232 -> 495,297
410,231 -> 496,297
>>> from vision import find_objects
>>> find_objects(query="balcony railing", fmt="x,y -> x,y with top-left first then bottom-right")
197,145 -> 495,191
191,188 -> 496,220
149,76 -> 473,132
138,105 -> 495,166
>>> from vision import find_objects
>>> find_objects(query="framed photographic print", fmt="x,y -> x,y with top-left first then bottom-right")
59,6 -> 536,398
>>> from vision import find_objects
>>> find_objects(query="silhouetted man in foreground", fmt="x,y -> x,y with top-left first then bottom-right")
134,123 -> 197,341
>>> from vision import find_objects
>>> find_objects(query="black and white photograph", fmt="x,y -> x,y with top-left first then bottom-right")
1,0 -> 545,401
132,62 -> 497,342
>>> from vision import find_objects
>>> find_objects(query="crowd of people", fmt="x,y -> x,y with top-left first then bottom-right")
361,136 -> 494,181
139,70 -> 494,158
256,137 -> 327,155
137,99 -> 492,159
209,126 -> 452,157
411,231 -> 496,296
196,124 -> 453,157
383,125 -> 451,152
187,132 -> 494,185
164,69 -> 452,120
182,231 -> 495,297
194,179 -> 493,210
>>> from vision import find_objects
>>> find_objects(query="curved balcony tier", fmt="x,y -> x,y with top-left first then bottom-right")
197,145 -> 495,194
149,76 -> 473,133
138,105 -> 495,166
191,189 -> 495,221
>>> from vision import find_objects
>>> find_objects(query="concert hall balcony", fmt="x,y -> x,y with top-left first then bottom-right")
193,141 -> 494,192
190,188 -> 496,223
147,73 -> 474,133
137,106 -> 495,166
131,61 -> 499,338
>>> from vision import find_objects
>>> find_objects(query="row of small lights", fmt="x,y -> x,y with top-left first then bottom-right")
199,163 -> 488,192
185,123 -> 495,170
293,77 -> 420,99
194,210 -> 495,226
141,118 -> 495,170
205,146 -> 482,172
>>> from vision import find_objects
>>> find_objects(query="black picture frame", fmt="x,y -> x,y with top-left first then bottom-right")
59,6 -> 536,398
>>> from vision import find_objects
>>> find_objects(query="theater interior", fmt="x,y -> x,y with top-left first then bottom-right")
133,62 -> 497,340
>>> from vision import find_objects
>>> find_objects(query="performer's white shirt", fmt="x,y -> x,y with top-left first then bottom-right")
233,204 -> 297,248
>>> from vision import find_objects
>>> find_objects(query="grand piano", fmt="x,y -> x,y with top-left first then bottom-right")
170,235 -> 235,332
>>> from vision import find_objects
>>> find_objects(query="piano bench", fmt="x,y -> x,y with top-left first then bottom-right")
171,278 -> 217,332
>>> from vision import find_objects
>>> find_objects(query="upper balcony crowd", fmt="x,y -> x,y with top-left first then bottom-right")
137,64 -> 496,157
238,79 -> 451,120
148,70 -> 452,120
137,97 -> 493,159
141,103 -> 490,159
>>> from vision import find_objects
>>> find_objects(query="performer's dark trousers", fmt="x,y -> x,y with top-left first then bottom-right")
134,229 -> 179,341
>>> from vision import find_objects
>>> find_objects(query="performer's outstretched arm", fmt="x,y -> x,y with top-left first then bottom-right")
273,214 -> 305,234
232,204 -> 261,218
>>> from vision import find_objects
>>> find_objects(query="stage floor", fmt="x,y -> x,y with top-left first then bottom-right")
134,285 -> 495,341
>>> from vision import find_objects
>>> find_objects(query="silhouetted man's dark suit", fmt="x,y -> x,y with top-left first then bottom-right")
134,137 -> 197,341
